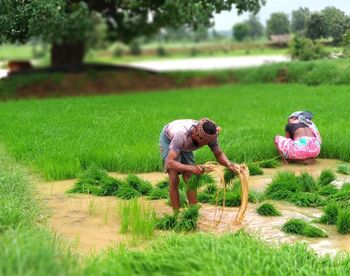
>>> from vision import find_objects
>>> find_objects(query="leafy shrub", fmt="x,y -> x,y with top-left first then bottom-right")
282,218 -> 328,238
289,36 -> 328,61
256,203 -> 281,216
157,46 -> 167,57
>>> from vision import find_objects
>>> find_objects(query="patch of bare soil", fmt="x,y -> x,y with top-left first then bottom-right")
12,70 -> 220,100
38,159 -> 350,255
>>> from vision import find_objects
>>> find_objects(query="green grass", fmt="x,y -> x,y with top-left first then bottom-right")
0,84 -> 350,180
282,218 -> 328,238
318,202 -> 339,225
256,203 -> 281,216
85,231 -> 350,275
337,208 -> 350,235
0,146 -> 79,274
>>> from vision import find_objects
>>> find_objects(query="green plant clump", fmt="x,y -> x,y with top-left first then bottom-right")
259,159 -> 279,168
187,174 -> 215,190
282,218 -> 328,238
125,174 -> 153,195
247,163 -> 263,176
68,165 -> 122,196
148,187 -> 169,200
156,205 -> 200,232
336,208 -> 350,235
318,202 -> 339,225
256,203 -> 281,216
318,169 -> 336,186
116,183 -> 140,200
337,164 -> 350,175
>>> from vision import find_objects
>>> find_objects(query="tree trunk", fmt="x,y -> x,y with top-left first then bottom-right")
51,41 -> 85,67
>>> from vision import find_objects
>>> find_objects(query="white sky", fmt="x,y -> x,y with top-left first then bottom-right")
213,0 -> 350,30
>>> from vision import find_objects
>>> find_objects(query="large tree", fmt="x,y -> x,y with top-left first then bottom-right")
266,12 -> 290,38
0,0 -> 265,67
232,22 -> 249,41
291,7 -> 310,34
246,14 -> 264,40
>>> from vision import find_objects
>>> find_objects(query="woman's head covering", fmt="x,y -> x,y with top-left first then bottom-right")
288,111 -> 314,126
193,118 -> 218,144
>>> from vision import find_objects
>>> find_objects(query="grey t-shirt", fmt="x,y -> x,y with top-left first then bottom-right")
164,119 -> 219,154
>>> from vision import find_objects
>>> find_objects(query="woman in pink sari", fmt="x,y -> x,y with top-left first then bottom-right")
274,111 -> 322,164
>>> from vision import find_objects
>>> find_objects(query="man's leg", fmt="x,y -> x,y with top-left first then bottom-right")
168,169 -> 181,212
181,151 -> 197,205
183,172 -> 197,205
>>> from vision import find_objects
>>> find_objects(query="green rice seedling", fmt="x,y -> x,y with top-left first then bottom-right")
116,183 -> 140,200
297,173 -> 318,193
88,197 -> 97,216
118,199 -> 157,239
265,172 -> 301,201
330,184 -> 350,202
256,203 -> 281,216
224,168 -> 236,183
156,179 -> 169,189
282,218 -> 328,238
203,183 -> 217,194
318,184 -> 338,196
318,202 -> 339,225
291,192 -> 323,208
337,164 -> 350,175
125,174 -> 153,195
68,164 -> 121,196
197,191 -> 214,203
259,159 -> 279,168
174,205 -> 200,232
318,169 -> 336,186
247,163 -> 263,176
156,214 -> 177,230
187,174 -> 215,190
336,208 -> 350,234
148,187 -> 168,200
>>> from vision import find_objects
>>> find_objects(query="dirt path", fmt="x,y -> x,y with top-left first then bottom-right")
38,159 -> 350,255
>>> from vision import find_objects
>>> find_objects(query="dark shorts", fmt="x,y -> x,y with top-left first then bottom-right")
159,127 -> 194,171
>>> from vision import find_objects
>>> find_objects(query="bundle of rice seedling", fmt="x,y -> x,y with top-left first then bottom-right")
318,184 -> 338,196
125,174 -> 153,195
187,174 -> 215,190
330,184 -> 350,202
337,164 -> 350,175
224,168 -> 236,183
291,192 -> 323,207
247,163 -> 263,176
148,187 -> 168,200
318,202 -> 339,225
156,179 -> 170,189
336,208 -> 350,234
265,172 -> 301,201
318,169 -> 336,186
68,164 -> 121,196
259,159 -> 279,168
156,214 -> 177,230
282,218 -> 328,238
174,205 -> 200,232
297,173 -> 318,193
116,183 -> 140,199
256,203 -> 281,216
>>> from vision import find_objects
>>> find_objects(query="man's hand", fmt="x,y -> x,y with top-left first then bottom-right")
227,163 -> 240,174
190,165 -> 204,175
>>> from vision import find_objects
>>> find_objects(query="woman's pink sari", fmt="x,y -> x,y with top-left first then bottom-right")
274,122 -> 322,160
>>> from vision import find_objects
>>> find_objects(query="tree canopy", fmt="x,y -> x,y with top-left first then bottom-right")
0,0 -> 266,66
266,12 -> 290,38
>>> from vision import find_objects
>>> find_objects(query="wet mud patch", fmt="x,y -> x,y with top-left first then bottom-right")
38,159 -> 350,255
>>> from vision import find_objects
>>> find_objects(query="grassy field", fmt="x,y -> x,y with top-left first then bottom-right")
0,84 -> 349,180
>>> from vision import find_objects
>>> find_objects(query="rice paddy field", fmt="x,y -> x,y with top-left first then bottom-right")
1,79 -> 350,275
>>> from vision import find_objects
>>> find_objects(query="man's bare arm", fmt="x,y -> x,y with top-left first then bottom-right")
166,150 -> 203,175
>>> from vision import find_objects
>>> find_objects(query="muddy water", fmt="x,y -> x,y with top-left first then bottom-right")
38,159 -> 350,255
